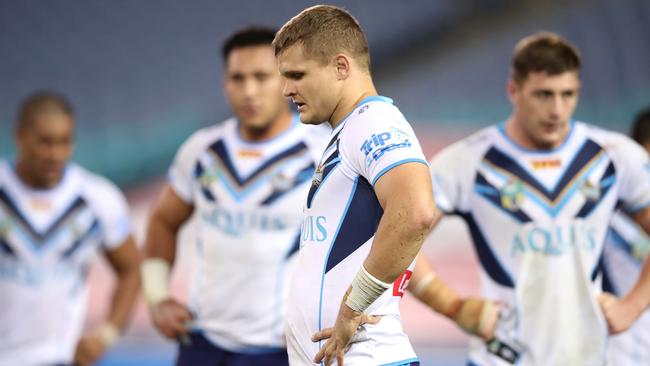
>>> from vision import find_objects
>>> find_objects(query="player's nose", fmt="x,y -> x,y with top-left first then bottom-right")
282,80 -> 296,97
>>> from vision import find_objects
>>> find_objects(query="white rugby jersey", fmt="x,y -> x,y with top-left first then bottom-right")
168,115 -> 329,352
602,212 -> 650,365
286,96 -> 427,366
0,160 -> 132,366
429,121 -> 650,366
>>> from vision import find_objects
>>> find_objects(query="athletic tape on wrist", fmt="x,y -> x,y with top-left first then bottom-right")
345,266 -> 391,313
96,323 -> 119,347
141,258 -> 171,307
479,301 -> 498,337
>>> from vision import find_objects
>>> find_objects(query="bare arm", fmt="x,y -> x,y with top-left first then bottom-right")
314,162 -> 437,365
409,253 -> 497,340
74,235 -> 141,365
144,184 -> 194,263
626,206 -> 650,310
600,205 -> 650,334
105,237 -> 142,330
142,184 -> 195,340
363,162 -> 438,283
409,252 -> 460,318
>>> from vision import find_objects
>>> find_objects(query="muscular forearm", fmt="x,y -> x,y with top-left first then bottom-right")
144,214 -> 179,264
106,267 -> 141,330
363,204 -> 437,283
625,255 -> 650,312
414,276 -> 463,317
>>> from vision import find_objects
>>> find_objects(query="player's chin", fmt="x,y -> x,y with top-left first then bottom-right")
541,133 -> 565,147
297,111 -> 319,125
240,117 -> 269,130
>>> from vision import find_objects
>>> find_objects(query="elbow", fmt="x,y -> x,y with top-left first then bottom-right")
409,201 -> 439,234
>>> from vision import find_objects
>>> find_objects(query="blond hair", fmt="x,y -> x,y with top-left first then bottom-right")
273,5 -> 370,70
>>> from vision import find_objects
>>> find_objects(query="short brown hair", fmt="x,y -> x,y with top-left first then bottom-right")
273,5 -> 370,70
511,32 -> 581,83
17,91 -> 74,131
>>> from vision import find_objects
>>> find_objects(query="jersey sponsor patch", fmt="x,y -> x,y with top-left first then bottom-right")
360,127 -> 413,167
530,159 -> 561,170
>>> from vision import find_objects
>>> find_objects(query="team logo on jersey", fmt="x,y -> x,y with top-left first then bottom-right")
500,179 -> 525,211
271,171 -> 293,191
358,105 -> 369,114
199,168 -> 220,187
70,220 -> 87,239
312,164 -> 323,187
580,180 -> 601,201
0,218 -> 13,236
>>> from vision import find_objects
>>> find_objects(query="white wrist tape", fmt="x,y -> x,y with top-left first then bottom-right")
345,266 -> 391,313
141,258 -> 171,307
478,301 -> 499,337
96,322 -> 119,347
411,271 -> 436,297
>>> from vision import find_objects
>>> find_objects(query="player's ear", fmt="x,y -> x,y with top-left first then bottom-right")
333,54 -> 351,80
507,78 -> 519,104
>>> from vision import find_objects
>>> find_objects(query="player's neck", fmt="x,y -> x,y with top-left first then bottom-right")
14,159 -> 59,190
504,116 -> 566,150
329,78 -> 377,129
238,110 -> 294,143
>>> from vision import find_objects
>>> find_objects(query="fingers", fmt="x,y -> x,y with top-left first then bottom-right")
312,327 -> 333,342
336,347 -> 345,366
598,292 -> 616,311
313,339 -> 331,364
74,337 -> 105,366
314,338 -> 346,366
361,314 -> 381,325
597,292 -> 625,334
153,300 -> 194,339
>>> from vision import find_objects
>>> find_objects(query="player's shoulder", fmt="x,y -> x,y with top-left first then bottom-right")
340,98 -> 412,146
431,125 -> 496,165
352,98 -> 406,127
181,118 -> 234,150
581,121 -> 644,157
71,164 -> 127,207
173,118 -> 235,165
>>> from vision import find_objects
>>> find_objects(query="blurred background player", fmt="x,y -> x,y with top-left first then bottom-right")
0,92 -> 141,366
141,27 -> 328,366
274,6 -> 436,365
427,32 -> 650,365
602,106 -> 650,365
408,255 -> 499,342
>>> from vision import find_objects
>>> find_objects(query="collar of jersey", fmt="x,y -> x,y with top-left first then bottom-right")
5,158 -> 72,195
331,95 -> 394,136
497,119 -> 577,155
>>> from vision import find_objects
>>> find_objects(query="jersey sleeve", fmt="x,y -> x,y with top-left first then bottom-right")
428,143 -> 463,213
88,175 -> 133,250
339,105 -> 427,186
168,130 -> 206,203
610,135 -> 650,213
